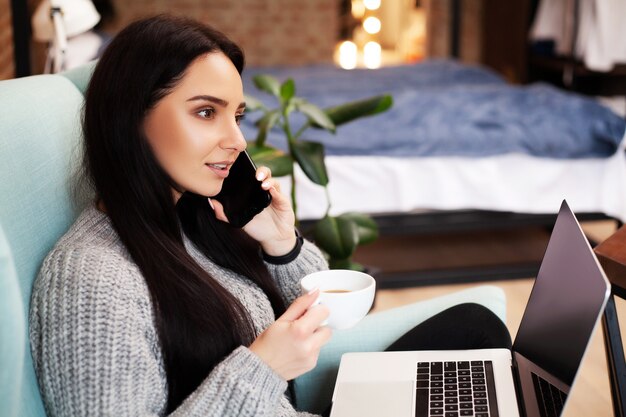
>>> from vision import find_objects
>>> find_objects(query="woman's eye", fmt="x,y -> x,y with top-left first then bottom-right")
235,113 -> 246,125
197,108 -> 215,119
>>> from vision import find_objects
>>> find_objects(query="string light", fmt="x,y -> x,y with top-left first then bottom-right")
338,0 -> 384,70
363,41 -> 381,69
363,16 -> 381,34
351,0 -> 365,19
363,0 -> 381,10
338,41 -> 358,69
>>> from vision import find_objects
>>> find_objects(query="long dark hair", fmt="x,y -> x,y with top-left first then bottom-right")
83,15 -> 287,412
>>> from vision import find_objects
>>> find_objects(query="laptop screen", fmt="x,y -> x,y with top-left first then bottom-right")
512,202 -> 610,402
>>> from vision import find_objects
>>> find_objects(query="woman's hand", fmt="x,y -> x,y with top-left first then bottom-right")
249,289 -> 332,381
210,166 -> 298,256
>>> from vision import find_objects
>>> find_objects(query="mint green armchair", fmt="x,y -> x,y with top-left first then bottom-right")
0,64 -> 506,416
0,71 -> 89,417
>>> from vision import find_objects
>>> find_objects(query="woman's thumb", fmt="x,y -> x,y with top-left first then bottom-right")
209,198 -> 229,223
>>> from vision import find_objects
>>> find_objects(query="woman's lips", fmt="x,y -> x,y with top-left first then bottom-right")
205,162 -> 231,179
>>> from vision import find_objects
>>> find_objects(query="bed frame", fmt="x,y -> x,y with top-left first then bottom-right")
302,210 -> 619,289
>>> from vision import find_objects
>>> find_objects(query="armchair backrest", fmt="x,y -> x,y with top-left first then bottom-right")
0,67 -> 94,417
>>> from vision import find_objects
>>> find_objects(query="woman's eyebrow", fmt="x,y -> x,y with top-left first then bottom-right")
186,95 -> 246,109
187,95 -> 227,106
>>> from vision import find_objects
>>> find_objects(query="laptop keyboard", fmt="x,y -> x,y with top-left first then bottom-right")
415,360 -> 499,417
531,372 -> 566,417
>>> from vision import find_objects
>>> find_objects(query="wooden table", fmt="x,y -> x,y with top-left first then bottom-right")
594,225 -> 626,417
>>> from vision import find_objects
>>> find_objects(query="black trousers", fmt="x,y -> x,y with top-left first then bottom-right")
321,303 -> 512,416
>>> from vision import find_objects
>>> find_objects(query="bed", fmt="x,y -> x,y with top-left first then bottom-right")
239,60 -> 626,286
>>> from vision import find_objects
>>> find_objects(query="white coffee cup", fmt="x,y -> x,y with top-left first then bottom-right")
300,269 -> 376,330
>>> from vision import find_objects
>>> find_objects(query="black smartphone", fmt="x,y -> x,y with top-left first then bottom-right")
214,150 -> 272,228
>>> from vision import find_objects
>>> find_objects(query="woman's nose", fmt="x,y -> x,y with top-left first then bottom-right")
221,121 -> 247,152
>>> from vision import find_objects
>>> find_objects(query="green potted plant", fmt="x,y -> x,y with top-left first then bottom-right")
245,74 -> 393,270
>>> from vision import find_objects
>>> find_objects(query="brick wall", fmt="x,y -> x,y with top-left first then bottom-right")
0,0 -> 15,80
0,0 -> 492,78
0,0 -> 340,79
108,0 -> 340,67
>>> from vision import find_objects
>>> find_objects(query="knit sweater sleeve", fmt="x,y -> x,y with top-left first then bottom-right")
29,245 -> 297,417
265,239 -> 329,306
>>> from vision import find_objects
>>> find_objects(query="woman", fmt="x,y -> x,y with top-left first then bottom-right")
30,15 -> 510,416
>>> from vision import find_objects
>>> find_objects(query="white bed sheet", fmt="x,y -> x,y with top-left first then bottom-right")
280,134 -> 626,222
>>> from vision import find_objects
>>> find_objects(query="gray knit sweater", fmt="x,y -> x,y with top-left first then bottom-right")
30,205 -> 329,417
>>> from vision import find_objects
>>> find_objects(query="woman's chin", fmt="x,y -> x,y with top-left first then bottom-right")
185,181 -> 223,198
200,186 -> 223,198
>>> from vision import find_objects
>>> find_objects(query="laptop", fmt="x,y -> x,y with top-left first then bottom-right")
330,201 -> 611,417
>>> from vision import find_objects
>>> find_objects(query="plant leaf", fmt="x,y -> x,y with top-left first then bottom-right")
329,258 -> 365,271
246,142 -> 279,159
291,140 -> 328,186
313,215 -> 359,260
253,154 -> 293,177
253,74 -> 281,97
312,95 -> 393,128
246,143 -> 293,177
243,94 -> 266,113
280,78 -> 296,102
297,100 -> 336,133
338,212 -> 379,245
286,97 -> 305,118
254,110 -> 281,145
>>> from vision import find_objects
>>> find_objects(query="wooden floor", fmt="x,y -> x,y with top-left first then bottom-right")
364,220 -> 623,417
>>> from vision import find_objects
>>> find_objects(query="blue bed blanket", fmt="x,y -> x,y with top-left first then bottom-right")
240,60 -> 625,159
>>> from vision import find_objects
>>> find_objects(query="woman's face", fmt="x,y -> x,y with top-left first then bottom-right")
143,52 -> 247,201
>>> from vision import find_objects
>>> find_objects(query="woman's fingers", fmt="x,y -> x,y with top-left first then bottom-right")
260,177 -> 290,213
279,289 -> 320,322
249,290 -> 333,381
257,167 -> 281,194
310,324 -> 333,346
279,290 -> 329,334
297,304 -> 330,334
261,179 -> 280,193
255,166 -> 271,182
